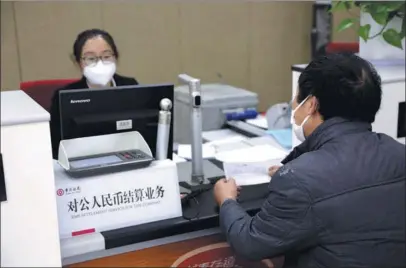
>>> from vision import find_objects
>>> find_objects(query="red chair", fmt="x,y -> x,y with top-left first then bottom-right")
326,42 -> 359,54
20,79 -> 78,112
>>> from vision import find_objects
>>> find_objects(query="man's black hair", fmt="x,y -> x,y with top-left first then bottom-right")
298,53 -> 382,124
73,29 -> 119,62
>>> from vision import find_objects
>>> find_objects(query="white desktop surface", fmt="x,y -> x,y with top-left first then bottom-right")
1,90 -> 49,126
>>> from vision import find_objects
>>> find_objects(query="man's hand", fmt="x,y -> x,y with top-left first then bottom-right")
214,178 -> 239,206
268,165 -> 282,177
261,256 -> 285,268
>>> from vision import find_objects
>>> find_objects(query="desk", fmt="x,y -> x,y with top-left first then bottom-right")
62,160 -> 269,267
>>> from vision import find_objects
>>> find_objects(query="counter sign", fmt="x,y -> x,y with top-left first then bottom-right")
63,185 -> 166,220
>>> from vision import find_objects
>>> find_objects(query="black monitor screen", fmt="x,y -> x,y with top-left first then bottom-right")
59,84 -> 174,159
398,101 -> 405,138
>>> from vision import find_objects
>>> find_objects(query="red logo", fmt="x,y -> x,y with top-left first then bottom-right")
171,243 -> 266,268
56,189 -> 64,196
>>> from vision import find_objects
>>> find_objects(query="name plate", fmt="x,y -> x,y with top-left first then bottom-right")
54,159 -> 182,239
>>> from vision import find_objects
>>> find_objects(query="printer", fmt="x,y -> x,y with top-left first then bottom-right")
174,83 -> 259,144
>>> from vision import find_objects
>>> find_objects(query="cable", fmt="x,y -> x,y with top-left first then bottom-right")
181,192 -> 200,221
180,188 -> 210,221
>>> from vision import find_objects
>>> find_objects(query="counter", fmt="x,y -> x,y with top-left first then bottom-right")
1,90 -> 278,267
61,159 -> 269,267
1,90 -> 62,267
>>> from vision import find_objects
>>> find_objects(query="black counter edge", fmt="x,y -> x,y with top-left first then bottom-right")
291,66 -> 305,73
102,208 -> 261,249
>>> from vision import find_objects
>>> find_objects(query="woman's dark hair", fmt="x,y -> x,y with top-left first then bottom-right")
298,53 -> 382,124
73,29 -> 119,63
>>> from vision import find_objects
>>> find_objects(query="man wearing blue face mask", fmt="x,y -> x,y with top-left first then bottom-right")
214,53 -> 405,268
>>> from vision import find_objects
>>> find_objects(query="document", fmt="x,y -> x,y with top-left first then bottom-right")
205,135 -> 247,147
219,144 -> 287,186
215,144 -> 287,163
172,153 -> 187,163
177,136 -> 249,160
245,115 -> 268,129
223,161 -> 273,186
202,129 -> 246,142
176,144 -> 216,160
205,136 -> 250,153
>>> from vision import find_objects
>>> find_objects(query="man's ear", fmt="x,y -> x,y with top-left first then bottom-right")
308,96 -> 319,113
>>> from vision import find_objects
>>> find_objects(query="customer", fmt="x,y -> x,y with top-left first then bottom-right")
214,53 -> 405,268
50,29 -> 138,159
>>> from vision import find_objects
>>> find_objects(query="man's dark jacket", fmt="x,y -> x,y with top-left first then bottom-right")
49,74 -> 138,159
220,117 -> 405,268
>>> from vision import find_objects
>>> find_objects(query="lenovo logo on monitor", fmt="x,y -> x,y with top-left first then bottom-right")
70,99 -> 91,104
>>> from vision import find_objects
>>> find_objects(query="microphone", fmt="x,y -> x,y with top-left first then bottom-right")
156,98 -> 172,160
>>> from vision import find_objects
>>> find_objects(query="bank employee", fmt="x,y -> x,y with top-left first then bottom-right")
50,29 -> 138,159
214,53 -> 405,267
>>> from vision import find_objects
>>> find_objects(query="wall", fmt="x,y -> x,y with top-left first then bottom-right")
1,1 -> 357,111
331,6 -> 360,42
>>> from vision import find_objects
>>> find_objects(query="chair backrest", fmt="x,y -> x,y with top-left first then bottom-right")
326,42 -> 359,54
20,79 -> 78,112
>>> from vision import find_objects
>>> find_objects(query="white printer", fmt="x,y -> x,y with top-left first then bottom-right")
174,84 -> 258,144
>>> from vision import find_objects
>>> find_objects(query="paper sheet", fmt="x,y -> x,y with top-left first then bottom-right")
177,144 -> 216,160
245,115 -> 268,129
215,144 -> 288,163
223,161 -> 273,186
172,153 -> 187,163
219,144 -> 287,186
206,136 -> 247,147
245,136 -> 287,151
210,141 -> 251,153
202,129 -> 246,142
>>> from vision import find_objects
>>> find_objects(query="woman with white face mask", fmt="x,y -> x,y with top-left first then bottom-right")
49,29 -> 139,159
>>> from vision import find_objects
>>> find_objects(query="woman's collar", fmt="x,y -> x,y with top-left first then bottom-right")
86,78 -> 117,88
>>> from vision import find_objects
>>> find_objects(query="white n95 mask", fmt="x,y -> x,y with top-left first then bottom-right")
83,60 -> 116,86
291,95 -> 311,142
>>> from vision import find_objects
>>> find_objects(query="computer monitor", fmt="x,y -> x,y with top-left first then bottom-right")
59,84 -> 174,159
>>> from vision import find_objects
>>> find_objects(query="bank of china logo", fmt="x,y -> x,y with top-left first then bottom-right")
56,188 -> 64,196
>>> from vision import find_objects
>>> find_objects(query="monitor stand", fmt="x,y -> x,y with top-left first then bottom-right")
177,160 -> 224,192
